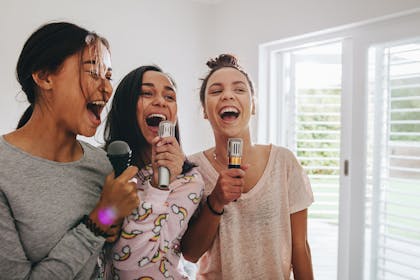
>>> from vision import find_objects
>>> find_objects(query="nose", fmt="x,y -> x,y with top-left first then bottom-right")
221,89 -> 235,100
100,79 -> 113,101
152,93 -> 167,107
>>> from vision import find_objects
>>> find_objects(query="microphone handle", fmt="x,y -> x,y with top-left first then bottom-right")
158,121 -> 175,189
109,154 -> 131,177
158,166 -> 170,188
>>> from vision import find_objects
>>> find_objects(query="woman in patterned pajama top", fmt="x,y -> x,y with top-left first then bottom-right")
103,65 -> 204,279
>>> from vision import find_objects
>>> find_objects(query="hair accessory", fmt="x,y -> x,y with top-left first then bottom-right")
85,33 -> 95,45
81,214 -> 110,238
206,196 -> 224,216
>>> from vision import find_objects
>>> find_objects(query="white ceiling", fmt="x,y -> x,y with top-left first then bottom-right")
189,0 -> 222,4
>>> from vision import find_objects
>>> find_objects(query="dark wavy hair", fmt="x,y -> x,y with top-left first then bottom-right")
199,53 -> 255,107
104,65 -> 195,173
16,21 -> 109,128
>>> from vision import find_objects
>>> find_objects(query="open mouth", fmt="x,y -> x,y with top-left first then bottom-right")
87,100 -> 106,121
219,106 -> 240,121
145,113 -> 167,127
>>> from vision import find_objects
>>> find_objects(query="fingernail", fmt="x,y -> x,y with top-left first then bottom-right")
129,177 -> 138,184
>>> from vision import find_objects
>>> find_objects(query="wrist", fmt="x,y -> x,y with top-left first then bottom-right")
206,195 -> 224,216
81,213 -> 111,238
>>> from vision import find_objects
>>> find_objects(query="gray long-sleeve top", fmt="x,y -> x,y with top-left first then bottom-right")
0,136 -> 113,280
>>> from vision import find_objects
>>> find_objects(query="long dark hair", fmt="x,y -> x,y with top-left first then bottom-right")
104,65 -> 195,173
15,21 -> 109,128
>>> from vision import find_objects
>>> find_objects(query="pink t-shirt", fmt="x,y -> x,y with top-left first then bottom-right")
189,145 -> 314,280
107,166 -> 204,279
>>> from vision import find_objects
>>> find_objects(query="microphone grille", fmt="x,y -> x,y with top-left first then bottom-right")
158,121 -> 175,138
227,138 -> 243,157
107,140 -> 131,156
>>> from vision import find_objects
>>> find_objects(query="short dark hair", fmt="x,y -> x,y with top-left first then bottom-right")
16,21 -> 109,128
199,53 -> 255,107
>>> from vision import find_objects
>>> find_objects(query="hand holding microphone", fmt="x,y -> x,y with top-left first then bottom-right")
86,141 -> 139,242
207,138 -> 247,213
157,121 -> 175,189
151,121 -> 184,189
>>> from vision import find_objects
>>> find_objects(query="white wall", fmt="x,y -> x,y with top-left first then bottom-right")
0,0 -> 213,154
1,0 -> 420,154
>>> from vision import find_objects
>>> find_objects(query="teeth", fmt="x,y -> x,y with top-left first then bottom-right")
91,100 -> 106,106
220,107 -> 239,115
147,113 -> 167,120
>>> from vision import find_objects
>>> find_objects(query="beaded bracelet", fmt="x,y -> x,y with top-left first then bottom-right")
81,215 -> 110,238
206,196 -> 224,216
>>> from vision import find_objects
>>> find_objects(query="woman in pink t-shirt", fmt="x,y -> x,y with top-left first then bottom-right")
182,54 -> 314,280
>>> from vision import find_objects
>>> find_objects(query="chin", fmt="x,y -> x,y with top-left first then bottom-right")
79,128 -> 97,138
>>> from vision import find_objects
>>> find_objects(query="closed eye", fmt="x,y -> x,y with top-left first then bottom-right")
235,88 -> 246,93
165,94 -> 176,102
209,89 -> 223,95
139,91 -> 153,97
86,70 -> 99,79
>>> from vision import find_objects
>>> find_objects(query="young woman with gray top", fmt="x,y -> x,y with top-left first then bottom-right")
0,22 -> 139,279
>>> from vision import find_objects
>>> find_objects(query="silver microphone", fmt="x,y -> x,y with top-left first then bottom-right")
158,121 -> 175,188
227,138 -> 243,169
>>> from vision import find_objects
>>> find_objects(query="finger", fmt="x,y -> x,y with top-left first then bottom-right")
155,142 -> 182,154
158,136 -> 179,147
226,168 -> 246,178
104,172 -> 115,185
117,166 -> 139,182
128,177 -> 138,184
151,136 -> 161,146
241,163 -> 251,171
106,225 -> 121,236
105,235 -> 117,243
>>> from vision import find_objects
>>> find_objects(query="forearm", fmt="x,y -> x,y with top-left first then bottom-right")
181,196 -> 222,262
1,223 -> 104,280
292,240 -> 314,280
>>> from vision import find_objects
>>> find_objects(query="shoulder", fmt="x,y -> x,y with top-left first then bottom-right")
187,151 -> 210,172
264,144 -> 302,172
178,166 -> 204,184
171,166 -> 204,193
79,140 -> 106,155
270,144 -> 298,160
78,140 -> 112,172
79,140 -> 108,161
187,151 -> 205,163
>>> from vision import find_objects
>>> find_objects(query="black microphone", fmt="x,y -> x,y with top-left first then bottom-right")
158,121 -> 175,188
227,138 -> 243,169
107,140 -> 132,178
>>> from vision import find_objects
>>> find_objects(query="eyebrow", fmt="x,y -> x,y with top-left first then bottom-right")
141,83 -> 175,92
83,60 -> 112,71
208,81 -> 246,88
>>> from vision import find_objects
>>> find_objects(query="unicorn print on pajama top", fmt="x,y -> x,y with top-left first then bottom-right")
104,165 -> 204,280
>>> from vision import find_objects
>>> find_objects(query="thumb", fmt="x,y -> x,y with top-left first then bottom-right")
241,163 -> 251,171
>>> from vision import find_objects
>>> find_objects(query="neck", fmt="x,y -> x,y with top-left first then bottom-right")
212,131 -> 253,166
5,109 -> 81,162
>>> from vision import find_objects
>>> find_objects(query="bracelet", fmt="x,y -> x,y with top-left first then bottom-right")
81,215 -> 110,238
206,196 -> 224,216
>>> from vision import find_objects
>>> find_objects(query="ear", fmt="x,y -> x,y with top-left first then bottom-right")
251,96 -> 256,115
32,70 -> 53,90
203,109 -> 208,119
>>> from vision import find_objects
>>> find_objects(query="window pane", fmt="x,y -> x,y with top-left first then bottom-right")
287,42 -> 342,279
366,41 -> 420,280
